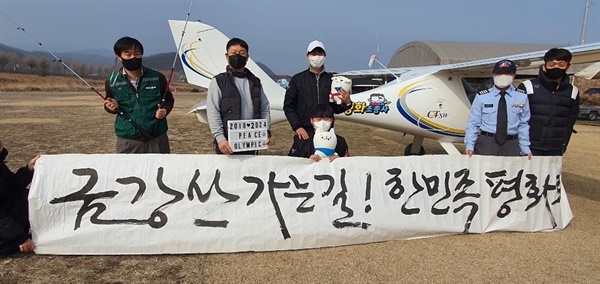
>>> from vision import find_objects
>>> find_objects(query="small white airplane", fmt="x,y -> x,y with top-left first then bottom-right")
168,20 -> 600,155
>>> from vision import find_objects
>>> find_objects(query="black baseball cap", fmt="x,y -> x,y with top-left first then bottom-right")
493,60 -> 517,74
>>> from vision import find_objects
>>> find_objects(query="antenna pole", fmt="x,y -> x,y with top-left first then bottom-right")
153,0 -> 194,136
163,0 -> 194,106
369,55 -> 400,81
0,10 -> 105,100
581,0 -> 590,44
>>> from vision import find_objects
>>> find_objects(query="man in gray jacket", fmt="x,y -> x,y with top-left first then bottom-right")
206,38 -> 271,155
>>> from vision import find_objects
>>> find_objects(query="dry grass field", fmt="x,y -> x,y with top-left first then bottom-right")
1,72 -> 599,283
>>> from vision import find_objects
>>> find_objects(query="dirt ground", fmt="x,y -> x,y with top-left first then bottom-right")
1,91 -> 599,283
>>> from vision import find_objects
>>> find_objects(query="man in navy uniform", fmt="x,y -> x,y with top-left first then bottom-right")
464,60 -> 532,158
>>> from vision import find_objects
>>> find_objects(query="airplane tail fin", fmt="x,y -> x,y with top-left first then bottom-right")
168,20 -> 286,123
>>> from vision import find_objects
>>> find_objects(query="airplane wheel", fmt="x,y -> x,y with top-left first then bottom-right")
404,143 -> 425,156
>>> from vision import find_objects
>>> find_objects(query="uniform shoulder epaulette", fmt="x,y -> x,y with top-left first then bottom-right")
515,88 -> 526,94
477,89 -> 489,95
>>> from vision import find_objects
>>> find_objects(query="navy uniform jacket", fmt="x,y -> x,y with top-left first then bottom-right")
464,85 -> 531,154
517,67 -> 579,152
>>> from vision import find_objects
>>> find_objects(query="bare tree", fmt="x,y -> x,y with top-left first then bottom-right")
24,55 -> 38,73
61,58 -> 72,75
82,62 -> 92,77
73,61 -> 86,77
95,64 -> 104,77
7,53 -> 19,72
37,57 -> 51,75
0,51 -> 15,71
51,59 -> 62,75
103,65 -> 114,76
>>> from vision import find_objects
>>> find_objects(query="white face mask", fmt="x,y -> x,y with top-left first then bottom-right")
308,55 -> 325,69
493,74 -> 514,88
313,120 -> 332,131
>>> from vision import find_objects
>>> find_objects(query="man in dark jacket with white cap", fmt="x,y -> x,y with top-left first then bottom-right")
284,40 -> 352,143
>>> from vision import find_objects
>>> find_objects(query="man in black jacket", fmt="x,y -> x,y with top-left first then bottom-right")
517,48 -> 580,156
284,40 -> 352,142
0,141 -> 39,255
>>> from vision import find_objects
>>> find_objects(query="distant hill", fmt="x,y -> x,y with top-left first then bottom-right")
48,50 -> 113,66
142,52 -> 184,72
0,43 -> 114,66
0,43 -> 28,57
0,43 -> 283,77
0,43 -> 179,69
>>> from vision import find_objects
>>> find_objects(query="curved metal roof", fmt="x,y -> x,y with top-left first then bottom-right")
387,41 -> 557,67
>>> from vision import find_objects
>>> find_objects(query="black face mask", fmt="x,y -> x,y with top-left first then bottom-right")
228,54 -> 247,70
1,147 -> 7,162
122,57 -> 143,71
544,67 -> 567,80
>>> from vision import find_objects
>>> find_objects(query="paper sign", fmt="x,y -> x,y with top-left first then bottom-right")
227,119 -> 268,152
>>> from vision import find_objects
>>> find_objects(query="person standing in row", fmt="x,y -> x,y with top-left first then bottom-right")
465,60 -> 531,158
283,40 -> 352,144
206,37 -> 271,155
518,48 -> 579,156
104,36 -> 174,154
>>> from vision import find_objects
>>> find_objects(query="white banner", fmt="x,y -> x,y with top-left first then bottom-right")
29,154 -> 572,255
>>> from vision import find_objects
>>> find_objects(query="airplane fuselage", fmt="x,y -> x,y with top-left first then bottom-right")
336,70 -> 471,143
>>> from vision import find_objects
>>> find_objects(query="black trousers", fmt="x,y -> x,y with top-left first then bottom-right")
116,133 -> 170,154
0,188 -> 30,246
474,135 -> 521,156
531,148 -> 563,156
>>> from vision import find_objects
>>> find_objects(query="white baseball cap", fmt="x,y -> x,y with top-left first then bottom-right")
306,40 -> 326,55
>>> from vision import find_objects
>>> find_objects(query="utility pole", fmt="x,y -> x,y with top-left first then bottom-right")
581,0 -> 590,44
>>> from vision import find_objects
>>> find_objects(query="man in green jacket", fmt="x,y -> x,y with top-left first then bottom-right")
104,37 -> 174,153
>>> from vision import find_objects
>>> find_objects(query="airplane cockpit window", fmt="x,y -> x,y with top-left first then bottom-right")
461,77 -> 493,104
351,76 -> 388,94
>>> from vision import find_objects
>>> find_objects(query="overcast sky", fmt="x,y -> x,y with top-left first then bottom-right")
1,0 -> 598,75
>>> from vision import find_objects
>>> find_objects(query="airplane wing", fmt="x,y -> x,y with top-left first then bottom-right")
338,42 -> 600,80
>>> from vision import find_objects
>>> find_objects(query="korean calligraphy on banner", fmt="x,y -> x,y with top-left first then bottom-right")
29,154 -> 571,255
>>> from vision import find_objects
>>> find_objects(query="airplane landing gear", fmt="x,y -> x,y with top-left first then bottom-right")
404,143 -> 425,155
